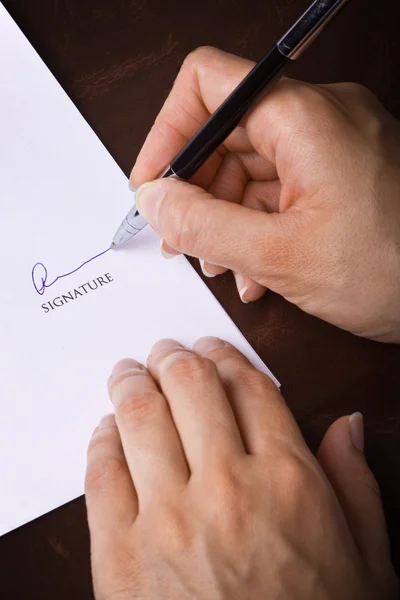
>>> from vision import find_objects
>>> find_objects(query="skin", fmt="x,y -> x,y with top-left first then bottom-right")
132,47 -> 400,343
86,48 -> 400,598
86,338 -> 397,599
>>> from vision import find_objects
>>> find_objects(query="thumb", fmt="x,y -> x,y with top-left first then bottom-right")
317,414 -> 395,585
135,178 -> 298,283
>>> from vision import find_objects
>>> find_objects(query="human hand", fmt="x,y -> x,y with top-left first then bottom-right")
130,48 -> 400,343
85,337 -> 397,600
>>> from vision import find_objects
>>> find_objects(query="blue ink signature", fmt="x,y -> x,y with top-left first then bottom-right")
32,248 -> 111,296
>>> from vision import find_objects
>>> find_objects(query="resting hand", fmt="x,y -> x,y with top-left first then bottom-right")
86,338 -> 397,599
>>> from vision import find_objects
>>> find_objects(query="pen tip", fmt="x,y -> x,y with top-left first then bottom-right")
110,242 -> 116,250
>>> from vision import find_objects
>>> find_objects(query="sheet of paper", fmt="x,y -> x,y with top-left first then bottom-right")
0,3 -> 278,537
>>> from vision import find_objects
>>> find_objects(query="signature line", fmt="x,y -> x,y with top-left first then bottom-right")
32,248 -> 111,296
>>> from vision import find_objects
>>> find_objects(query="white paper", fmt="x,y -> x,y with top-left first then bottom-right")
0,3 -> 278,536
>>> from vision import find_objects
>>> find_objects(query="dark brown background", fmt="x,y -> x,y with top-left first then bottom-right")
1,0 -> 400,597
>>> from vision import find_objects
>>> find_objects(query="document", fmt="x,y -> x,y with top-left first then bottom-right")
0,3 -> 278,536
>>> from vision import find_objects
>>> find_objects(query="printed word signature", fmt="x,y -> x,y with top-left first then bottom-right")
32,248 -> 111,296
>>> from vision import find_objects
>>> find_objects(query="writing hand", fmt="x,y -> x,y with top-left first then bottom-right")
131,47 -> 400,343
86,338 -> 397,600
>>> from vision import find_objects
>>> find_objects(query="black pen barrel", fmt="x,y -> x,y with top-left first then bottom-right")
169,46 -> 288,181
168,0 -> 352,181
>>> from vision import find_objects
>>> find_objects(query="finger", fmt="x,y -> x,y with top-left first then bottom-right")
201,155 -> 279,278
199,152 -> 250,277
159,154 -> 273,272
108,358 -> 189,507
319,81 -> 390,127
193,338 -> 304,455
200,259 -> 226,278
135,178 -> 301,286
207,152 -> 249,204
85,414 -> 137,542
317,414 -> 395,582
242,179 -> 282,213
235,152 -> 278,182
201,179 -> 282,278
234,272 -> 267,304
160,242 -> 226,278
130,47 -> 257,188
161,238 -> 180,259
147,339 -> 245,470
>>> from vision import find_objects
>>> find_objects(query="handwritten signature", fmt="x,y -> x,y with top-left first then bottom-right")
32,248 -> 111,296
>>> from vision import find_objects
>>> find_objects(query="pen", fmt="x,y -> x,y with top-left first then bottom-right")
111,0 -> 351,248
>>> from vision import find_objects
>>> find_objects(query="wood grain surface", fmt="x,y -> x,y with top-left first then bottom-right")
1,0 -> 400,597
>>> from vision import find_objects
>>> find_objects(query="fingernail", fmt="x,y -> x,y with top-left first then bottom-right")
111,358 -> 143,377
200,259 -> 216,278
193,337 -> 227,355
239,285 -> 250,304
97,414 -> 117,430
128,179 -> 136,192
149,339 -> 183,358
135,181 -> 165,229
160,239 -> 179,259
236,273 -> 250,304
349,412 -> 364,453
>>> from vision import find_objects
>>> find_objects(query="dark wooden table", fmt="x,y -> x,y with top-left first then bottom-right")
1,0 -> 400,597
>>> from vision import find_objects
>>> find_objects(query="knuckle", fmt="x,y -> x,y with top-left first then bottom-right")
163,193 -> 205,254
182,45 -> 218,73
206,466 -> 250,535
164,351 -> 215,383
336,81 -> 372,99
268,80 -> 355,141
151,116 -> 175,143
208,345 -> 240,363
201,465 -> 255,572
276,452 -> 316,499
233,367 -> 276,396
162,197 -> 190,250
213,467 -> 243,507
359,469 -> 382,500
272,80 -> 323,123
117,390 -> 162,426
155,504 -> 193,554
88,428 -> 119,453
85,455 -> 126,493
